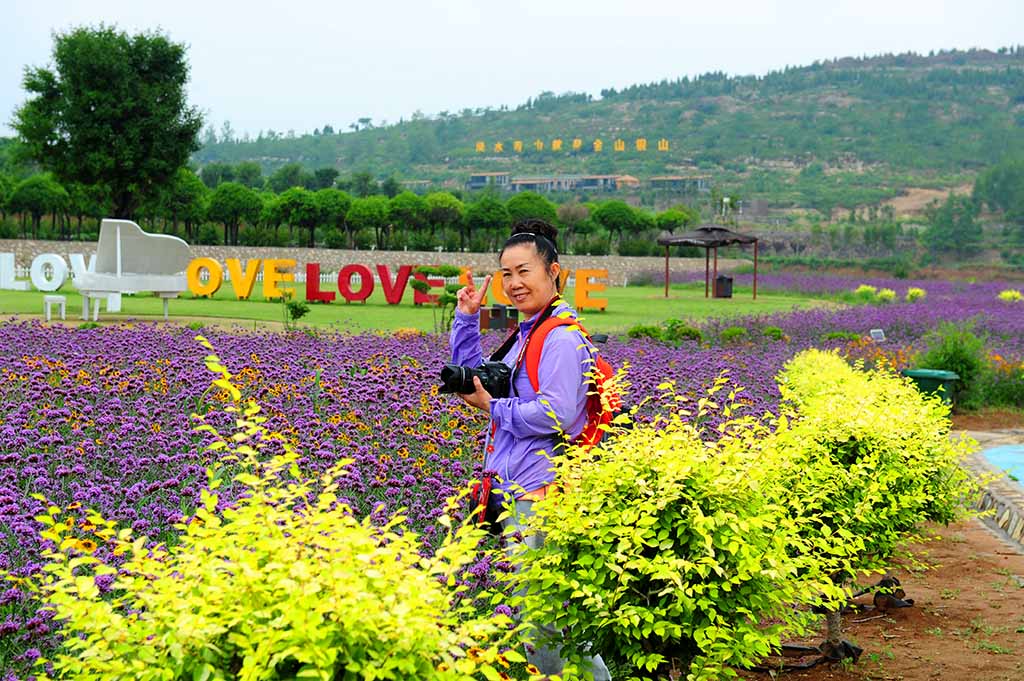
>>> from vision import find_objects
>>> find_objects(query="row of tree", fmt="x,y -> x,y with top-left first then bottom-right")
0,164 -> 704,254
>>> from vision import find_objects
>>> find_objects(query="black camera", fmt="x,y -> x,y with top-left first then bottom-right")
440,361 -> 512,397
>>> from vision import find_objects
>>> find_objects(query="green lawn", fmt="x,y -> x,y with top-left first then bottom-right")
3,283 -> 828,333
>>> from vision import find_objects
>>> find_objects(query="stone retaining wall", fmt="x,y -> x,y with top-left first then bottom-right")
0,239 -> 748,287
963,430 -> 1024,551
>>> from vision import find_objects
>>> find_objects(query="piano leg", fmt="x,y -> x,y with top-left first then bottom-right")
92,297 -> 100,321
163,297 -> 169,320
81,294 -> 89,321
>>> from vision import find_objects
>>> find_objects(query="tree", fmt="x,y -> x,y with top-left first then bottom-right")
0,173 -> 14,222
312,167 -> 340,190
349,172 -> 378,198
162,168 -> 208,240
200,162 -> 235,189
269,163 -> 312,194
388,191 -> 428,234
346,196 -> 390,249
8,174 -> 69,238
656,205 -> 699,234
66,182 -> 109,239
591,200 -> 639,245
207,182 -> 261,246
234,161 -> 264,189
923,193 -> 982,257
424,191 -> 464,241
556,201 -> 589,250
315,188 -> 352,246
463,195 -> 509,250
14,25 -> 202,219
974,157 -> 1024,234
380,175 -> 402,198
279,187 -> 322,248
506,191 -> 557,226
259,192 -> 288,243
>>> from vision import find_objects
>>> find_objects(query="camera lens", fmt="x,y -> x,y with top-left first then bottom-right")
439,364 -> 468,394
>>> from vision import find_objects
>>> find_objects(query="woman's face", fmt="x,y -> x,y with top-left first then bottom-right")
500,243 -> 560,318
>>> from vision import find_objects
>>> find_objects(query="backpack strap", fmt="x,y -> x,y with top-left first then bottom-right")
523,315 -> 592,392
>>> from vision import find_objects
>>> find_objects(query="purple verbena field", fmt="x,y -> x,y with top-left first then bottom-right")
1,273 -> 1021,677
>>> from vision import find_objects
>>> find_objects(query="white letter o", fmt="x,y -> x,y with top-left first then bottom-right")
30,254 -> 69,292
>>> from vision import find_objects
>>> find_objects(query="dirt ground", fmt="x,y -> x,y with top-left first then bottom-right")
740,519 -> 1024,681
882,185 -> 973,217
951,410 -> 1024,432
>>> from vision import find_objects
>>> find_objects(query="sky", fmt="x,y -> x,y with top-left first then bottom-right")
1,0 -> 1021,139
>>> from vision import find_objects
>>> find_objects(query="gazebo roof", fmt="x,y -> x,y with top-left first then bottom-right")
656,224 -> 758,248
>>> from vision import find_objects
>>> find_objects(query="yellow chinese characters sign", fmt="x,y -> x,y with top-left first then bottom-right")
473,137 -> 669,153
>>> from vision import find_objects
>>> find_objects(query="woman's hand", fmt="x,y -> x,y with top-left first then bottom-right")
456,270 -> 492,315
459,376 -> 492,411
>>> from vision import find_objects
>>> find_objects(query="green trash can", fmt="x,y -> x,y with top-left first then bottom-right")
900,369 -> 960,404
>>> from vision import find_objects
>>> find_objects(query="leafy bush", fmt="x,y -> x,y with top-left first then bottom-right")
663,319 -> 702,344
776,350 -> 974,560
822,331 -> 862,342
352,229 -> 376,250
515,390 -> 823,680
915,321 -> 989,408
980,356 -> 1024,408
762,325 -> 787,341
875,288 -> 896,303
905,287 -> 927,302
997,288 -> 1022,302
26,340 -> 519,681
286,300 -> 310,322
853,284 -> 877,302
515,356 -> 975,679
719,326 -> 748,344
239,227 -> 285,247
407,231 -> 439,252
323,228 -> 348,249
576,235 -> 611,256
617,237 -> 655,257
194,224 -> 221,245
626,323 -> 664,342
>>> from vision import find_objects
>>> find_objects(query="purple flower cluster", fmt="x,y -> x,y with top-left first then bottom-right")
0,275 -> 1019,674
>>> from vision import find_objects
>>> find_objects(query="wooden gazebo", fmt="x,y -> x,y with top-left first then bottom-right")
656,224 -> 759,299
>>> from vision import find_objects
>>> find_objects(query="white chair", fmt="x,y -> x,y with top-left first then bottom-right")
43,294 -> 67,322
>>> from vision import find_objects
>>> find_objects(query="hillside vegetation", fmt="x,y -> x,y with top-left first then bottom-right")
194,48 -> 1024,209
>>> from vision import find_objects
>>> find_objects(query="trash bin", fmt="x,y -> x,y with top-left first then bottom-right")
900,369 -> 960,404
714,274 -> 733,298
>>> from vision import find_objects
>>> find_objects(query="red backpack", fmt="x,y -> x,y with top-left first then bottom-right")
522,314 -> 621,448
491,301 -> 622,449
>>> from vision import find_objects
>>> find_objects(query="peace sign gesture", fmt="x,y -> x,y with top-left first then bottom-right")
456,270 -> 491,315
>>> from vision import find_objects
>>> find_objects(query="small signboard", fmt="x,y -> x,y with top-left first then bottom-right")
869,328 -> 886,342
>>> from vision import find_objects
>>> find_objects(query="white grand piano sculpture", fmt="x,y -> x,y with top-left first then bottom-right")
74,219 -> 191,321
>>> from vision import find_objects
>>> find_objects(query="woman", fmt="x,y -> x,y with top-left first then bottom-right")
449,220 -> 611,680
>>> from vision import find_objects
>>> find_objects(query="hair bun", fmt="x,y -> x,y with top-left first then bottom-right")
511,218 -> 559,244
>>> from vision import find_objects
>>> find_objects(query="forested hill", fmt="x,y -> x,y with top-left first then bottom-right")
195,48 -> 1024,184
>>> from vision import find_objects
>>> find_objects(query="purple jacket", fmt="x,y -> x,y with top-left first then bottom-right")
450,301 -> 592,502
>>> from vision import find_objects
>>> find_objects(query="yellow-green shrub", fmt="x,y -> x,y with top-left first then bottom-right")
26,339 -> 519,681
515,356 -> 976,679
905,287 -> 927,302
775,349 -> 975,572
997,288 -> 1022,302
853,284 -> 877,302
513,384 -> 836,680
875,288 -> 896,304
